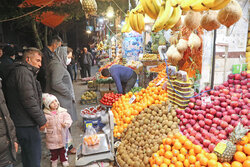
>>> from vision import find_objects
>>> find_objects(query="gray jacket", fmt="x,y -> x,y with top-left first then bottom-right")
45,47 -> 77,122
0,78 -> 17,166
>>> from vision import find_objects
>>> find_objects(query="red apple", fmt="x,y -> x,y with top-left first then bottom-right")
199,120 -> 205,127
220,121 -> 229,128
235,74 -> 242,80
222,115 -> 231,123
231,114 -> 239,120
216,112 -> 223,118
198,114 -> 204,120
208,144 -> 216,152
203,140 -> 211,147
205,119 -> 213,126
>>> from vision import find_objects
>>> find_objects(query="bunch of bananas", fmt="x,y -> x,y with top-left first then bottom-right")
152,0 -> 182,32
97,41 -> 104,51
121,12 -> 132,33
170,0 -> 231,12
140,0 -> 161,20
128,4 -> 145,34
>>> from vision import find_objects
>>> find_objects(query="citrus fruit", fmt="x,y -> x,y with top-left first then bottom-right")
189,155 -> 196,164
243,144 -> 250,155
231,161 -> 243,167
208,159 -> 218,167
243,160 -> 250,167
234,151 -> 247,162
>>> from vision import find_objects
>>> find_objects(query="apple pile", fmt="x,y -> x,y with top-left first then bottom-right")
176,71 -> 250,153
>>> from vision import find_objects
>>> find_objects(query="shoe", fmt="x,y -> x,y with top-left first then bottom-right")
68,147 -> 76,154
51,160 -> 58,167
62,161 -> 69,167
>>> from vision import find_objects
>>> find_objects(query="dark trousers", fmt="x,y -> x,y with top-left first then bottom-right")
67,65 -> 73,81
82,64 -> 91,78
16,126 -> 41,167
50,147 -> 67,162
122,71 -> 137,94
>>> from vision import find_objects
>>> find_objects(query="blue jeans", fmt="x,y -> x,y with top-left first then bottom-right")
72,64 -> 77,80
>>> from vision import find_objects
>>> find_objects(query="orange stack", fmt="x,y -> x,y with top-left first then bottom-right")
150,63 -> 167,73
150,132 -> 250,167
112,70 -> 168,138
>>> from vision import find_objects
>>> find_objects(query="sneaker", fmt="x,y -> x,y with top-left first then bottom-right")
62,161 -> 69,167
51,160 -> 58,167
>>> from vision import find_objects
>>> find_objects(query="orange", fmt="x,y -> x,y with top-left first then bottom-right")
176,161 -> 184,167
207,153 -> 218,161
164,145 -> 172,151
153,153 -> 160,158
180,148 -> 188,155
177,154 -> 186,162
175,132 -> 182,139
164,151 -> 173,159
195,161 -> 201,167
171,157 -> 177,164
222,162 -> 231,167
247,133 -> 250,141
159,149 -> 165,156
231,161 -> 243,167
174,142 -> 182,150
163,158 -> 171,165
196,153 -> 204,161
160,144 -> 165,150
243,160 -> 250,167
152,164 -> 159,167
194,145 -> 202,154
155,156 -> 163,166
240,136 -> 249,145
208,159 -> 218,167
243,144 -> 250,155
189,155 -> 196,164
169,164 -> 175,167
172,149 -> 180,156
189,149 -> 195,156
237,145 -> 244,152
200,156 -> 208,166
179,135 -> 187,144
165,138 -> 172,145
247,156 -> 250,160
218,163 -> 223,167
234,151 -> 247,162
184,159 -> 190,167
160,163 -> 168,167
184,140 -> 193,150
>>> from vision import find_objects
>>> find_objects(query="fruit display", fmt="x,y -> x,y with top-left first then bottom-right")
81,76 -> 96,82
176,72 -> 249,153
97,41 -> 104,51
100,92 -> 122,106
142,54 -> 159,61
128,4 -> 145,34
112,70 -> 168,138
84,134 -> 100,146
81,91 -> 97,104
150,63 -> 167,73
96,77 -> 114,84
116,101 -> 180,167
121,11 -> 132,33
130,87 -> 143,94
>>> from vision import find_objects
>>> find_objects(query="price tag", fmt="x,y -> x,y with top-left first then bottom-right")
214,142 -> 227,154
129,95 -> 136,104
201,96 -> 211,105
86,123 -> 93,128
156,78 -> 164,86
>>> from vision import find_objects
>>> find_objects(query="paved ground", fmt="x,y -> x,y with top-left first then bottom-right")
14,66 -> 114,167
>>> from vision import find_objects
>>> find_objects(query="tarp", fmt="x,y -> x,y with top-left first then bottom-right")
19,0 -> 77,28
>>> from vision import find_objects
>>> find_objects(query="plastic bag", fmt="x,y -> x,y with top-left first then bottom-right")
83,126 -> 100,146
62,128 -> 73,150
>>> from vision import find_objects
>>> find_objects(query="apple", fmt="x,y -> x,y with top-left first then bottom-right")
213,118 -> 220,124
216,112 -> 223,118
190,130 -> 196,136
190,119 -> 196,126
221,102 -> 228,107
190,98 -> 196,103
213,129 -> 220,136
230,101 -> 239,108
220,130 -> 227,136
210,135 -> 217,143
196,100 -> 202,106
228,109 -> 236,115
195,133 -> 202,140
204,125 -> 210,131
210,127 -> 216,133
194,106 -> 200,110
186,124 -> 192,129
241,80 -> 247,85
205,119 -> 213,126
241,118 -> 248,126
222,115 -> 231,123
241,71 -> 247,77
207,103 -> 213,109
188,102 -> 195,109
203,140 -> 211,147
193,124 -> 201,131
235,74 -> 242,80
198,114 -> 205,120
228,79 -> 234,84
210,108 -> 216,115
214,106 -> 221,111
206,113 -> 214,120
213,100 -> 220,106
223,82 -> 229,87
193,115 -> 198,120
225,125 -> 234,134
220,121 -> 229,128
231,114 -> 239,120
218,134 -> 227,140
201,104 -> 206,110
208,144 -> 216,152
211,124 -> 217,128
199,120 -> 205,127
189,136 -> 195,142
214,91 -> 220,96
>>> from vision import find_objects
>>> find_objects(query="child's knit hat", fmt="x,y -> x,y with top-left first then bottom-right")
42,93 -> 59,109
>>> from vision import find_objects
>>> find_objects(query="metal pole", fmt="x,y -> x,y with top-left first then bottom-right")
211,29 -> 217,89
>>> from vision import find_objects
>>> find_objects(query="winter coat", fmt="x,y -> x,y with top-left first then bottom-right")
45,47 -> 77,122
79,52 -> 92,66
0,78 -> 17,167
44,107 -> 72,150
4,61 -> 47,127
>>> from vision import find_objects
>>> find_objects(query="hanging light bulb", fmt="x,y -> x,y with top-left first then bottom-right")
106,5 -> 114,18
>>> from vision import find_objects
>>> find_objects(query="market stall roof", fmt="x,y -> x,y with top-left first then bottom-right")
19,0 -> 77,28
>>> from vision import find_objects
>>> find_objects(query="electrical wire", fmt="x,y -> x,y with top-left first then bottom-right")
111,0 -> 126,15
164,57 -> 213,99
0,0 -> 55,23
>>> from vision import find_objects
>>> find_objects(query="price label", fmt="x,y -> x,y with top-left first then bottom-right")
129,95 -> 136,104
214,142 -> 227,154
86,123 -> 93,128
156,78 -> 164,86
201,96 -> 211,105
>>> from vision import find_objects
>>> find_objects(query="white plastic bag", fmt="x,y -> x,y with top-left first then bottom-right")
83,126 -> 100,146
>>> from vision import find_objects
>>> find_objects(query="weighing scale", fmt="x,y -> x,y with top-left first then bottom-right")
75,110 -> 115,166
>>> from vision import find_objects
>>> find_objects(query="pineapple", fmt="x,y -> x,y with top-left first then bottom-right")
80,0 -> 97,15
214,123 -> 249,162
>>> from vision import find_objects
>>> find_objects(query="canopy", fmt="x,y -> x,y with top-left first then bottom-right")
19,0 -> 77,28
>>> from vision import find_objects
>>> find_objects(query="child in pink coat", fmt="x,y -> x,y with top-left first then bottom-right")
42,93 -> 73,167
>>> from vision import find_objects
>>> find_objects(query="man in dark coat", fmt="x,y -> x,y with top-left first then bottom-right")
0,45 -> 16,80
79,47 -> 92,78
0,78 -> 18,167
4,48 -> 47,167
37,36 -> 62,92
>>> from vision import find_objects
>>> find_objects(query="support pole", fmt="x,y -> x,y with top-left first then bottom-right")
211,30 -> 217,89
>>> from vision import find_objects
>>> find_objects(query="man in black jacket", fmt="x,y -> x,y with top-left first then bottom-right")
0,78 -> 18,167
37,36 -> 62,91
79,47 -> 92,78
4,48 -> 47,167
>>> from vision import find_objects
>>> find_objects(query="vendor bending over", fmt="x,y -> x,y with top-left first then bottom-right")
101,65 -> 137,94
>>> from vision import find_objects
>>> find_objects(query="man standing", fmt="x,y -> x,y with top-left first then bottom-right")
37,36 -> 62,91
4,48 -> 47,167
101,65 -> 137,94
79,47 -> 92,78
0,78 -> 18,167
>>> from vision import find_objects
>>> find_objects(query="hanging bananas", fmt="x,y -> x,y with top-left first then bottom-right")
128,9 -> 145,34
164,6 -> 182,30
121,12 -> 132,33
140,0 -> 161,19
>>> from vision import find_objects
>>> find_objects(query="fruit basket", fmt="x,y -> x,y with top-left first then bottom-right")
81,91 -> 97,105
